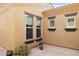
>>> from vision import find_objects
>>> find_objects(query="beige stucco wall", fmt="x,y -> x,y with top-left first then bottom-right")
0,7 -> 15,50
43,4 -> 79,50
0,3 -> 52,51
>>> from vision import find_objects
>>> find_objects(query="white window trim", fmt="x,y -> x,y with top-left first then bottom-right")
36,17 -> 42,38
26,15 -> 33,28
26,26 -> 33,29
66,16 -> 76,28
48,18 -> 56,29
36,18 -> 41,27
25,15 -> 33,40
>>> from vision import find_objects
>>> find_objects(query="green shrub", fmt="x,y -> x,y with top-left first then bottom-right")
15,44 -> 30,56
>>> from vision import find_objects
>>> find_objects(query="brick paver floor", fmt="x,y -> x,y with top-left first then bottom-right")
0,44 -> 79,56
30,44 -> 79,56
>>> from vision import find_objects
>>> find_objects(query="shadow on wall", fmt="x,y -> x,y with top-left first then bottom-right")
64,28 -> 78,32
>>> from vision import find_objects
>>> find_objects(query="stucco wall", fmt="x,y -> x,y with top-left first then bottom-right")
43,4 -> 79,50
0,7 -> 15,50
0,3 -> 52,51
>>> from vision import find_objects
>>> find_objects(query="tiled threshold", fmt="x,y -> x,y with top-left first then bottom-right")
30,44 -> 79,56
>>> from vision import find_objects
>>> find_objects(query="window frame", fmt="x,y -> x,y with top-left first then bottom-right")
36,17 -> 42,38
26,15 -> 33,40
48,18 -> 56,29
66,16 -> 76,28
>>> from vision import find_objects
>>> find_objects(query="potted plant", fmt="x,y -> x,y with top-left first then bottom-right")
15,44 -> 30,56
6,50 -> 13,56
38,42 -> 43,50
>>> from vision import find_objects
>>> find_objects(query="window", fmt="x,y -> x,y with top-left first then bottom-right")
36,17 -> 41,38
50,20 -> 55,27
48,18 -> 55,28
26,15 -> 33,39
66,16 -> 75,28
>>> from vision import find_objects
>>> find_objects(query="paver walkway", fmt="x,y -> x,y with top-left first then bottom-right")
30,44 -> 79,56
0,44 -> 79,56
